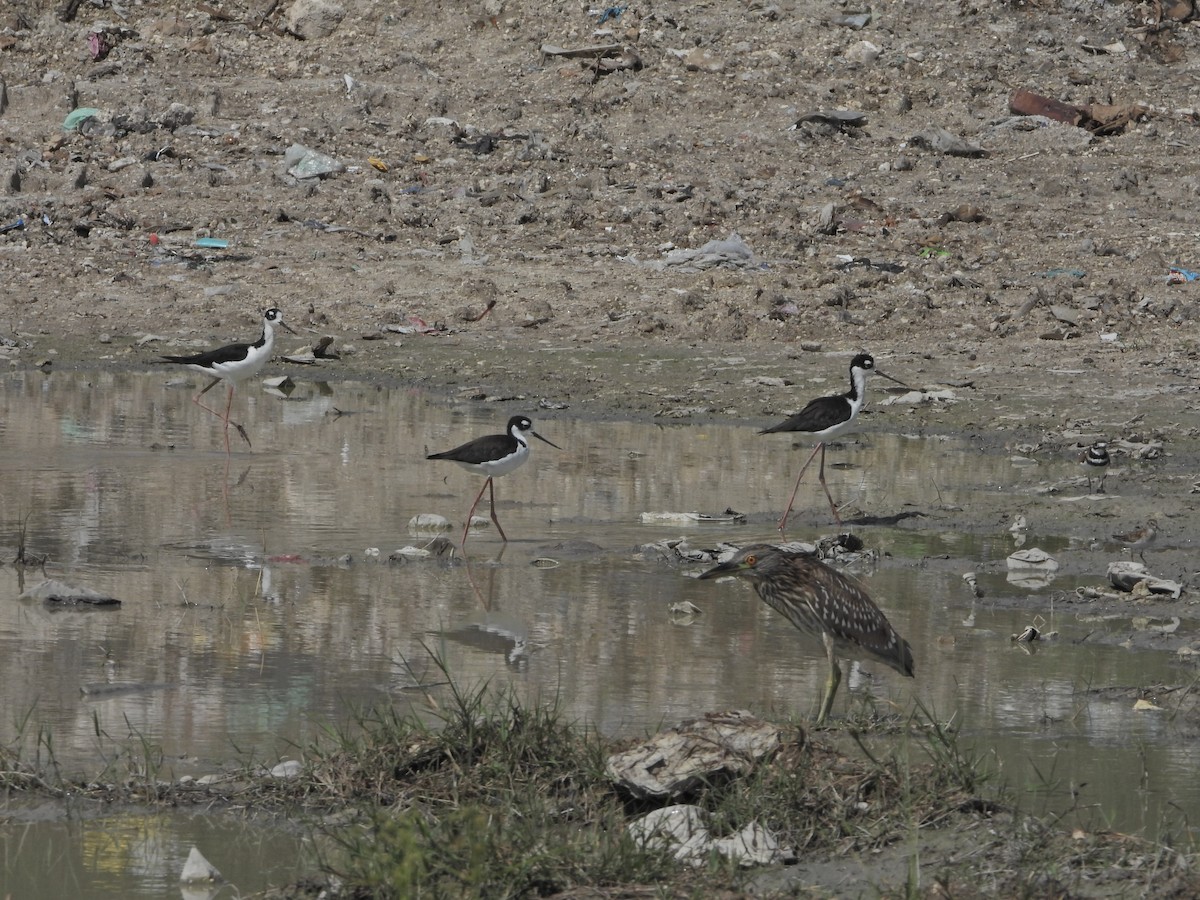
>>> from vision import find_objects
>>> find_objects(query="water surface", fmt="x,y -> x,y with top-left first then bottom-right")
0,370 -> 1195,895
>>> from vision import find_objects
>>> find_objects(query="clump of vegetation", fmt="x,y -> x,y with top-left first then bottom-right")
278,666 -> 686,898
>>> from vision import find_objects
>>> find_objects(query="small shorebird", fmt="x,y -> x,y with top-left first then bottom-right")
699,543 -> 914,726
427,415 -> 561,547
761,353 -> 904,531
1112,519 -> 1157,563
1080,441 -> 1110,493
160,308 -> 295,453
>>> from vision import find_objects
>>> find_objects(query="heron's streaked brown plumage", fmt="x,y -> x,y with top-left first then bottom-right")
699,543 -> 914,724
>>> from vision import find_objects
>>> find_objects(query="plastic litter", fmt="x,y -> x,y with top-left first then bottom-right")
1006,548 -> 1058,590
640,511 -> 747,524
879,388 -> 959,406
1009,89 -> 1148,136
627,805 -> 794,868
607,710 -> 783,799
62,107 -> 102,131
87,30 -> 111,60
1107,561 -> 1181,598
627,233 -> 762,272
1007,548 -> 1058,570
179,846 -> 222,884
284,143 -> 345,180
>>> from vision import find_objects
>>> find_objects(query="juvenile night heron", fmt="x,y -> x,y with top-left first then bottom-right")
159,307 -> 296,453
699,543 -> 915,725
427,415 -> 561,547
760,353 -> 904,531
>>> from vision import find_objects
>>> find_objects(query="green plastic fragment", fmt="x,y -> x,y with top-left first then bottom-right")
63,108 -> 102,131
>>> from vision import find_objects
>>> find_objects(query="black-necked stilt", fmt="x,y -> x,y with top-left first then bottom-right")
761,353 -> 903,531
160,307 -> 296,453
1080,441 -> 1110,493
427,415 -> 561,547
698,543 -> 914,726
1112,519 -> 1157,563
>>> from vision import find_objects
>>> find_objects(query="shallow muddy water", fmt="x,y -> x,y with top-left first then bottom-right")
1,369 -> 1197,895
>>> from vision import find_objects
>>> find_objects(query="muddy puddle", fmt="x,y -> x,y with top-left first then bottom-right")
1,369 -> 1197,895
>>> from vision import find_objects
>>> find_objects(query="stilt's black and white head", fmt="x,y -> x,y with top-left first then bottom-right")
262,307 -> 296,336
847,353 -> 905,398
509,415 -> 560,448
850,352 -> 876,376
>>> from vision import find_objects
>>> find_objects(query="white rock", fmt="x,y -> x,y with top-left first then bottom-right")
844,40 -> 882,64
391,546 -> 431,558
270,759 -> 303,778
408,513 -> 452,533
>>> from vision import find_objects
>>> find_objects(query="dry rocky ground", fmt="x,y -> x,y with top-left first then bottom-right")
2,0 -> 1200,893
0,0 -> 1197,387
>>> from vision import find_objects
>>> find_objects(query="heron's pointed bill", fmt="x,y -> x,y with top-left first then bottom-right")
531,430 -> 562,450
699,558 -> 748,579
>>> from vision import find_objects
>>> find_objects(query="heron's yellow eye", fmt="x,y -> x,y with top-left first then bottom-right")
744,554 -> 757,566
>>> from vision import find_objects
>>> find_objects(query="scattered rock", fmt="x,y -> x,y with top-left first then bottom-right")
270,760 -> 303,778
910,125 -> 987,157
408,513 -> 452,533
285,0 -> 346,39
